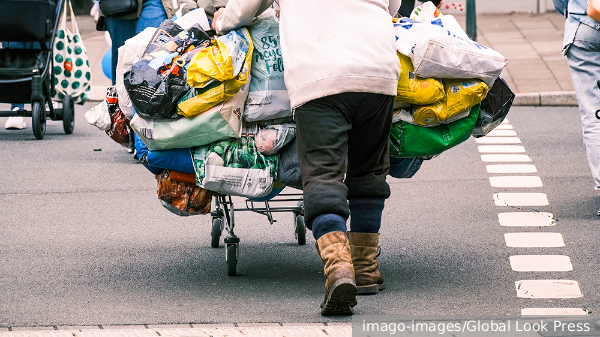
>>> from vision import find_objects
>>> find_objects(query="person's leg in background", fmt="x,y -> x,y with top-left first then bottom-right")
104,17 -> 137,85
344,93 -> 393,296
136,0 -> 167,33
565,23 -> 600,213
103,17 -> 137,152
294,95 -> 356,316
4,103 -> 26,129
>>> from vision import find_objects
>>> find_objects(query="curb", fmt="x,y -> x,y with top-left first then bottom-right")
513,91 -> 578,107
88,85 -> 580,107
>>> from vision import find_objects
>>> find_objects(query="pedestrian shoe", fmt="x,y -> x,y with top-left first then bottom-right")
5,116 -> 26,130
348,232 -> 385,295
315,231 -> 357,316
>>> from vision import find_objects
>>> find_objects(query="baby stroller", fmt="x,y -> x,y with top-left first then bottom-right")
0,0 -> 74,140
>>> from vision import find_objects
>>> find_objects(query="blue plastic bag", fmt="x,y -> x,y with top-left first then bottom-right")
134,133 -> 195,174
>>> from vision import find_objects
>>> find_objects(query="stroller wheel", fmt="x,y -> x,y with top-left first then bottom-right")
295,215 -> 306,246
62,95 -> 75,134
31,101 -> 46,140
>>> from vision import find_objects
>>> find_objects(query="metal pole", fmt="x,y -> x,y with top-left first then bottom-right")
466,0 -> 477,41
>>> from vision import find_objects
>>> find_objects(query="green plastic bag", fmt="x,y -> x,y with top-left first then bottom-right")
389,103 -> 480,158
191,136 -> 279,198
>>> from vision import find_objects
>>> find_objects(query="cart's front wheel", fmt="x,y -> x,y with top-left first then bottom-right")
211,218 -> 222,248
226,244 -> 237,276
62,95 -> 75,134
31,101 -> 46,140
295,215 -> 306,245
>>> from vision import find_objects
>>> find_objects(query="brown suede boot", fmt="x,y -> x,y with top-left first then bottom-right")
315,231 -> 357,315
348,232 -> 385,295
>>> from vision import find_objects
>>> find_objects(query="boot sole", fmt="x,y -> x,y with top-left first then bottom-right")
357,283 -> 385,295
321,278 -> 357,316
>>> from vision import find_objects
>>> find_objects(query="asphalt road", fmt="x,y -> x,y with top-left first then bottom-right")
0,103 -> 598,327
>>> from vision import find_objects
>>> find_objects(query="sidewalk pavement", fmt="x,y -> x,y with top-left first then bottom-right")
0,323 -> 352,337
77,11 -> 579,106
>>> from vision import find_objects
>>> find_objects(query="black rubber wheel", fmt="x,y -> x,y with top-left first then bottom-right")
210,218 -> 222,248
226,244 -> 237,276
31,101 -> 46,140
295,215 -> 306,245
62,95 -> 75,134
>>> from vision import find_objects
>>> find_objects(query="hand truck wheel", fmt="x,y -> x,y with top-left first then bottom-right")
226,244 -> 238,276
210,217 -> 223,248
295,214 -> 306,245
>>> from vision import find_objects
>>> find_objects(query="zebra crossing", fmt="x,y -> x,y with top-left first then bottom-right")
477,119 -> 587,316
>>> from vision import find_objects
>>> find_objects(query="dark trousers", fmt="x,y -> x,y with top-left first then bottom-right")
105,17 -> 138,85
294,92 -> 394,229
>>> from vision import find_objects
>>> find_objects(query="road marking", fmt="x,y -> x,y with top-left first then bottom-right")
487,164 -> 537,173
482,154 -> 532,162
504,233 -> 565,247
489,176 -> 543,188
487,129 -> 518,136
515,280 -> 583,298
521,308 -> 588,316
482,123 -> 585,314
510,255 -> 573,271
478,145 -> 526,153
494,193 -> 549,206
498,212 -> 555,227
476,137 -> 522,144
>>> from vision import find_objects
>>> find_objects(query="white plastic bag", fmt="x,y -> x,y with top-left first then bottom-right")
409,2 -> 469,40
243,16 -> 291,122
174,7 -> 210,31
255,123 -> 296,155
84,100 -> 111,130
438,16 -> 470,40
409,1 -> 442,22
191,136 -> 279,199
412,35 -> 507,87
393,18 -> 449,57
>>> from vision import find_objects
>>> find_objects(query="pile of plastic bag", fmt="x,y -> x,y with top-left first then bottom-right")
84,2 -> 516,215
389,2 -> 514,161
85,7 -> 297,216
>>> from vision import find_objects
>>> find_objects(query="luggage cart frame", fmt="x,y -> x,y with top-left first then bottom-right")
209,192 -> 305,276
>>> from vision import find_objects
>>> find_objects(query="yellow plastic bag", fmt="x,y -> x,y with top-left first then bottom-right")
179,28 -> 253,118
412,78 -> 488,126
187,28 -> 252,87
178,64 -> 250,117
395,53 -> 444,106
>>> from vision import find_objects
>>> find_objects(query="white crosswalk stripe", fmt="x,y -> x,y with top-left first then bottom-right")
486,164 -> 537,173
479,122 -> 582,314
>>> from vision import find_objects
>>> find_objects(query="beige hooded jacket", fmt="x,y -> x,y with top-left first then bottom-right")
214,0 -> 401,108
